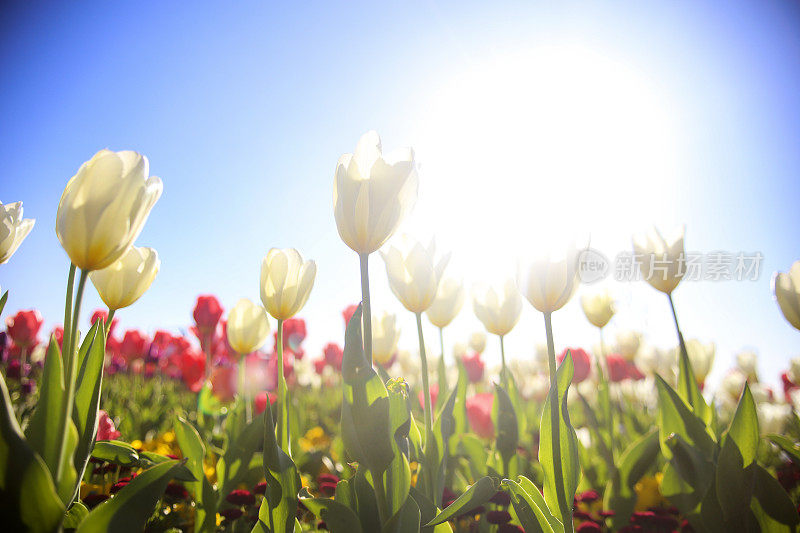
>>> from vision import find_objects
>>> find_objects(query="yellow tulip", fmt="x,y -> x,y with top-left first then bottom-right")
580,288 -> 615,328
0,201 -> 35,264
425,276 -> 464,328
472,279 -> 522,336
372,311 -> 400,365
226,298 -> 270,354
333,131 -> 418,255
380,236 -> 450,313
517,247 -> 581,313
89,246 -> 159,310
774,261 -> 800,331
56,149 -> 162,271
632,225 -> 685,294
259,248 -> 316,320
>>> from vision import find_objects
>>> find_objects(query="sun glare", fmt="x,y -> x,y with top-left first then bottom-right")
409,46 -> 681,283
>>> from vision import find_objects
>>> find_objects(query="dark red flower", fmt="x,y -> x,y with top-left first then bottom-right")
490,490 -> 511,506
576,523 -> 603,532
82,493 -> 109,509
559,348 -> 591,384
193,295 -> 224,335
319,481 -> 337,497
462,352 -> 485,383
6,309 -> 43,349
486,510 -> 512,524
219,508 -> 243,520
226,489 -> 256,507
578,489 -> 600,503
317,473 -> 340,485
253,481 -> 268,495
164,482 -> 189,500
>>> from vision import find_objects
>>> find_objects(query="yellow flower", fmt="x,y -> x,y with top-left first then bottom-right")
333,131 -> 418,255
226,298 -> 270,354
56,149 -> 162,271
409,461 -> 419,487
581,288 -> 615,329
774,260 -> 800,331
634,473 -> 664,511
299,426 -> 331,452
89,246 -> 160,310
0,201 -> 35,265
260,248 -> 316,320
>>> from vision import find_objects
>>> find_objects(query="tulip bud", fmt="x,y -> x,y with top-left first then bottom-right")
380,236 -> 450,313
226,298 -> 270,355
89,246 -> 159,310
426,276 -> 464,328
468,331 -> 487,354
774,261 -> 800,331
581,289 -> 615,329
684,339 -> 715,385
259,248 -> 316,320
517,246 -> 581,313
472,279 -> 522,337
333,131 -> 418,255
56,150 -> 162,271
632,225 -> 685,294
0,201 -> 35,264
372,311 -> 400,365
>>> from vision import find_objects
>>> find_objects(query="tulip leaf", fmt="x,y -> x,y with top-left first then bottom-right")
409,487 -> 453,533
258,393 -> 301,533
425,475 -> 498,526
0,371 -> 65,533
676,338 -> 713,425
419,387 -> 457,509
492,383 -> 519,475
538,351 -> 580,520
752,463 -> 800,527
174,416 -> 215,533
91,440 -> 139,466
0,289 -> 7,316
378,380 -> 413,520
340,305 -> 394,474
655,374 -> 716,460
219,413 -> 264,496
665,433 -> 715,493
714,437 -> 754,524
723,383 -> 758,466
64,501 -> 89,529
353,469 -> 382,533
602,428 -> 660,529
382,493 -> 421,533
71,322 -> 106,500
300,488 -> 363,533
76,459 -> 187,533
502,477 -> 558,533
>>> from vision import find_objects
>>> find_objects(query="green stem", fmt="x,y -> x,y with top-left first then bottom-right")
276,319 -> 290,454
499,335 -> 509,390
239,356 -> 251,423
373,473 -> 390,526
359,253 -> 373,366
415,313 -> 433,434
437,327 -> 447,408
104,308 -> 116,337
61,264 -> 76,360
544,312 -> 573,532
668,293 -> 694,405
55,268 -> 89,487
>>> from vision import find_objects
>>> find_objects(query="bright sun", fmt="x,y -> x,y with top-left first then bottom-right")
407,45 -> 682,284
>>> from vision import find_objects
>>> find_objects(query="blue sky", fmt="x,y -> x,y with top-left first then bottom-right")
2,0 -> 799,390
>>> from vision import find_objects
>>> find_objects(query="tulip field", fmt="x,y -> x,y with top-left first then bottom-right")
2,136 -> 800,533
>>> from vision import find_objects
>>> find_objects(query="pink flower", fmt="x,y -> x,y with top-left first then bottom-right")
193,295 -> 224,335
466,393 -> 494,439
462,352 -> 485,383
91,309 -> 118,337
254,391 -> 276,415
323,343 -> 343,371
558,348 -> 591,384
96,410 -> 121,441
606,354 -> 629,382
418,383 -> 439,412
342,304 -> 359,327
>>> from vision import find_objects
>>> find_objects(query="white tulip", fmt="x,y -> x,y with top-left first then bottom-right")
260,248 -> 316,320
380,236 -> 450,313
774,261 -> 800,331
581,288 -> 615,328
616,331 -> 641,362
426,276 -> 464,328
468,331 -> 487,354
472,279 -> 522,337
735,351 -> 759,382
632,225 -> 685,294
89,246 -> 159,310
684,339 -> 715,384
372,311 -> 401,365
0,201 -> 35,265
517,246 -> 581,313
226,298 -> 270,355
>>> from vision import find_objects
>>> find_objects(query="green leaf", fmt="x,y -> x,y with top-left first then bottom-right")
64,501 -> 89,529
0,372 -> 65,532
425,476 -> 498,526
448,359 -> 468,457
380,380 -> 413,520
300,489 -> 363,533
655,375 -> 716,460
257,393 -> 301,533
515,475 -> 562,532
409,487 -> 453,533
353,469 -> 382,533
419,387 -> 457,509
91,440 -> 139,466
538,351 -> 580,520
492,383 -> 519,474
77,459 -> 187,533
341,305 -> 394,474
0,289 -> 7,316
382,494 -> 421,533
502,477 -> 558,533
714,437 -> 754,524
752,463 -> 800,527
676,337 -> 713,425
603,429 -> 660,529
768,434 -> 800,465
665,433 -> 715,493
724,383 -> 758,466
219,414 -> 264,496
71,322 -> 106,499
174,417 -> 214,533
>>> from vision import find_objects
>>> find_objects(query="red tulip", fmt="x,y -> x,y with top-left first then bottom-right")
782,371 -> 798,402
462,352 -> 485,383
180,348 -> 206,392
210,365 -> 237,402
606,354 -> 629,382
323,342 -> 343,371
342,304 -> 359,327
52,326 -> 64,350
626,361 -> 645,381
193,295 -> 224,335
254,391 -> 277,415
275,318 -> 307,359
6,309 -> 43,349
313,357 -> 327,375
90,309 -> 118,337
558,348 -> 591,384
466,393 -> 494,439
119,330 -> 149,363
96,410 -> 121,441
418,383 -> 439,412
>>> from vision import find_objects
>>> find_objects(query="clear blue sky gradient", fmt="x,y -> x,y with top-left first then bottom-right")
2,1 -> 799,389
